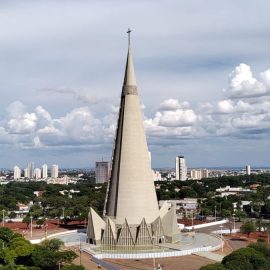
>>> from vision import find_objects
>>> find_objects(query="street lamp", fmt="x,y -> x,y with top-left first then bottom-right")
78,235 -> 82,265
219,225 -> 224,253
44,218 -> 48,239
2,210 -> 5,227
191,210 -> 194,228
30,216 -> 33,238
232,214 -> 236,233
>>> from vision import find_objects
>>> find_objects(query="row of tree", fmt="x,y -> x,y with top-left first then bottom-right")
0,227 -> 84,269
0,181 -> 107,223
200,241 -> 270,270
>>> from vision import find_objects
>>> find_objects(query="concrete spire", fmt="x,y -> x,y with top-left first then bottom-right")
123,48 -> 137,87
105,32 -> 160,225
122,28 -> 137,87
88,33 -> 179,248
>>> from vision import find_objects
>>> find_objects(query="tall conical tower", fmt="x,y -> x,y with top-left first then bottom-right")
104,31 -> 160,225
87,31 -> 179,248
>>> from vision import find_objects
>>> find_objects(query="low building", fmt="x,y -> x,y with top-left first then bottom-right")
216,186 -> 252,197
159,198 -> 198,216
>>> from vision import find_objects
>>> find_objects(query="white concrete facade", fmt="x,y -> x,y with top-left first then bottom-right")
42,164 -> 48,179
14,166 -> 21,180
175,156 -> 187,181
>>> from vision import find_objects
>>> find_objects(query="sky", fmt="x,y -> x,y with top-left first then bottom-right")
0,0 -> 270,169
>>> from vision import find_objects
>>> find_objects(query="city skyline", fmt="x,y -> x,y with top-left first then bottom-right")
0,1 -> 270,168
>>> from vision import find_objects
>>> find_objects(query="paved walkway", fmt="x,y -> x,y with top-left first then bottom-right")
159,233 -> 220,251
92,257 -> 119,270
194,251 -> 225,262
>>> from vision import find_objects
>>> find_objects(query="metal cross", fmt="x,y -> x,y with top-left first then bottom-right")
127,28 -> 131,47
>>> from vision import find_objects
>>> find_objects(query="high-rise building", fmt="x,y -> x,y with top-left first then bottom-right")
175,156 -> 187,181
95,161 -> 109,184
27,162 -> 34,179
42,164 -> 48,179
189,168 -> 209,180
246,165 -> 251,175
87,32 -> 178,249
51,164 -> 59,178
202,168 -> 209,178
24,168 -> 28,178
14,166 -> 21,180
34,168 -> 41,179
190,169 -> 202,180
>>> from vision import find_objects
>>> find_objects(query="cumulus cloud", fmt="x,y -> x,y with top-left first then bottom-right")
7,112 -> 37,134
224,64 -> 269,99
2,63 -> 270,151
145,99 -> 199,139
2,101 -> 119,150
159,99 -> 190,111
6,101 -> 26,118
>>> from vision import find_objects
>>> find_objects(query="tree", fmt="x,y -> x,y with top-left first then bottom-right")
41,239 -> 63,251
248,242 -> 270,258
234,210 -> 247,222
221,209 -> 231,218
22,216 -> 31,229
35,218 -> 45,228
56,250 -> 77,266
240,221 -> 256,237
30,246 -> 58,270
0,228 -> 14,243
8,212 -> 16,219
200,263 -> 226,270
9,237 -> 34,257
222,247 -> 269,270
61,265 -> 85,270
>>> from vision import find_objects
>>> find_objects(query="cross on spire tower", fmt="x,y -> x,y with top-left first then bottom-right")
127,28 -> 131,47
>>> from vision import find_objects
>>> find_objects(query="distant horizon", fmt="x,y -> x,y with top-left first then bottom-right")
1,165 -> 270,171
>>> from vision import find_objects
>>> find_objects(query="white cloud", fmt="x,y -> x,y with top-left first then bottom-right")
1,63 -> 270,153
224,64 -> 269,99
261,69 -> 270,88
217,100 -> 234,114
7,112 -> 37,134
159,99 -> 189,111
6,101 -> 26,118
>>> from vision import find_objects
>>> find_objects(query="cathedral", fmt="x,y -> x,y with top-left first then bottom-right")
87,32 -> 179,250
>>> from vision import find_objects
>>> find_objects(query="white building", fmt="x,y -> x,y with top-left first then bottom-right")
189,168 -> 209,180
95,161 -> 109,184
42,164 -> 48,179
24,168 -> 28,178
246,165 -> 251,175
190,169 -> 202,180
159,198 -> 198,215
153,170 -> 162,181
27,162 -> 34,179
14,166 -> 21,180
51,164 -> 59,178
34,168 -> 41,179
175,156 -> 187,181
216,186 -> 252,197
202,168 -> 209,178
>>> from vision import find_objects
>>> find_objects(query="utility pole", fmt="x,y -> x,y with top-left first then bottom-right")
30,216 -> 33,238
2,210 -> 5,227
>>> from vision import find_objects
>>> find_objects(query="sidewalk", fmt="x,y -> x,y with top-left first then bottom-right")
194,251 -> 225,262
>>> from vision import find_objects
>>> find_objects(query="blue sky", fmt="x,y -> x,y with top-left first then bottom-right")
0,0 -> 270,168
